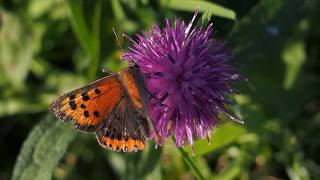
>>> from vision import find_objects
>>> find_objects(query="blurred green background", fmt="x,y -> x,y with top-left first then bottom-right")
1,0 -> 320,179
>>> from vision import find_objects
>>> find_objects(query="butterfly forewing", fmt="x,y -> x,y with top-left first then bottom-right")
49,75 -> 123,132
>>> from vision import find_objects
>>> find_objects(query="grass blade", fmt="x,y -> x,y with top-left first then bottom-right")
87,1 -> 102,80
160,0 -> 236,20
67,0 -> 94,56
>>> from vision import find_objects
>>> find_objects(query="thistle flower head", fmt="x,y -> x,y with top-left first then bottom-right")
123,11 -> 242,149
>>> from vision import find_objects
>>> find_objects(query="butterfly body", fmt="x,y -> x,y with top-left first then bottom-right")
50,68 -> 159,152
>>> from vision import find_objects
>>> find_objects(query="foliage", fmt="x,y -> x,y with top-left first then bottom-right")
0,0 -> 319,179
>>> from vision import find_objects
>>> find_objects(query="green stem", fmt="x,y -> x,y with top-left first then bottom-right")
174,138 -> 205,180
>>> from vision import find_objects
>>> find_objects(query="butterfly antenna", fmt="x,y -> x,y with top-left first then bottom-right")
112,27 -> 124,53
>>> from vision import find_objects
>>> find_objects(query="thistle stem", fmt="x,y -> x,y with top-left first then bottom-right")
174,138 -> 205,180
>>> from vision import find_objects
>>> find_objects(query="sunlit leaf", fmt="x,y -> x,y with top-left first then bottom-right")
160,0 -> 236,20
112,0 -> 126,21
0,9 -> 35,88
184,123 -> 247,156
28,0 -> 56,18
282,40 -> 306,90
0,99 -> 45,117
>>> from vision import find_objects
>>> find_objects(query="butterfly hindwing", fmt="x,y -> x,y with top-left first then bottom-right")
49,74 -> 123,132
120,69 -> 163,144
96,97 -> 149,152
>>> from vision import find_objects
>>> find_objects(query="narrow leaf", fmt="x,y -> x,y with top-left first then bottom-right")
111,0 -> 126,21
87,1 -> 102,80
67,0 -> 94,56
160,0 -> 236,20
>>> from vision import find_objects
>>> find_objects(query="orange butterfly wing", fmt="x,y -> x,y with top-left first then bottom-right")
96,97 -> 148,152
50,68 -> 159,152
95,69 -> 151,152
120,69 -> 163,144
49,75 -> 123,132
119,69 -> 144,110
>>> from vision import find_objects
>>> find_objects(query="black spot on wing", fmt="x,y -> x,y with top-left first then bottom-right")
81,92 -> 90,101
95,88 -> 101,94
94,111 -> 100,117
69,94 -> 76,100
69,100 -> 77,110
84,110 -> 89,118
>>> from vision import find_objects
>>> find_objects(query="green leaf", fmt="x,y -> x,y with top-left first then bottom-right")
229,0 -> 311,120
27,0 -> 57,18
201,9 -> 215,25
305,160 -> 320,179
140,142 -> 163,177
282,40 -> 306,90
160,0 -> 236,20
12,2 -> 104,179
194,156 -> 212,178
184,123 -> 247,156
211,160 -> 242,180
0,9 -> 35,88
286,154 -> 310,180
12,116 -> 76,180
111,0 -> 126,21
144,162 -> 162,180
0,99 -> 45,117
67,0 -> 102,81
88,1 -> 102,80
105,152 -> 126,177
106,142 -> 162,180
67,0 -> 94,56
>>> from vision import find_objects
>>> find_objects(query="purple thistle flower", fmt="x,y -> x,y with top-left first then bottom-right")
123,11 -> 243,149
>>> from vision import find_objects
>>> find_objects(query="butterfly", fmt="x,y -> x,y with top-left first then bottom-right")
49,67 -> 161,152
